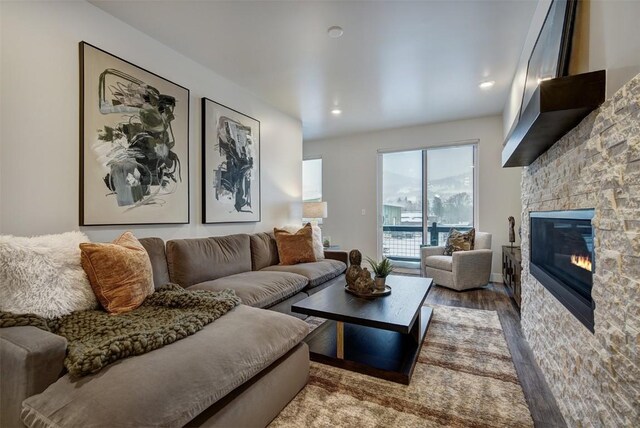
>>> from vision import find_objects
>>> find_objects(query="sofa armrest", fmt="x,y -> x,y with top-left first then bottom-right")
420,246 -> 445,276
452,249 -> 493,288
323,250 -> 348,266
1,327 -> 67,428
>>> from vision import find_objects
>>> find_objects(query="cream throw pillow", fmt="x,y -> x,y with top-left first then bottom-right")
0,231 -> 98,318
281,223 -> 324,260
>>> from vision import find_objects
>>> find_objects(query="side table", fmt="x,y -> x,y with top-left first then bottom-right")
502,246 -> 522,310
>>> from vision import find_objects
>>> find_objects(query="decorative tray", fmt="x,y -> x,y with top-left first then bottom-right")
344,285 -> 391,298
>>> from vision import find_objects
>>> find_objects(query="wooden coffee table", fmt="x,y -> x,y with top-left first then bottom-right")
292,275 -> 433,384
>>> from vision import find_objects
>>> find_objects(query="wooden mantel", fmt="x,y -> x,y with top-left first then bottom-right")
502,70 -> 606,168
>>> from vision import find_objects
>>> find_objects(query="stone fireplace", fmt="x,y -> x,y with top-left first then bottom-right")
530,209 -> 595,331
521,74 -> 639,426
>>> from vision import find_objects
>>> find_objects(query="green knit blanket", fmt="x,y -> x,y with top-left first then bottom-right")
0,284 -> 241,377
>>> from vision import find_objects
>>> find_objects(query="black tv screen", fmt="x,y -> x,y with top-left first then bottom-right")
520,0 -> 577,117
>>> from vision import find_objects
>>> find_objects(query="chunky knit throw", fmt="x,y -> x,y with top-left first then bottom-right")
0,284 -> 240,377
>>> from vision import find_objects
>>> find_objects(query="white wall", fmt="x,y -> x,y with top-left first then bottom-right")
570,0 -> 640,95
304,116 -> 521,276
0,1 -> 303,242
503,0 -> 640,138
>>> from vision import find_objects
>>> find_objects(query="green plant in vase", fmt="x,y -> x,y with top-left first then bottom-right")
366,257 -> 394,290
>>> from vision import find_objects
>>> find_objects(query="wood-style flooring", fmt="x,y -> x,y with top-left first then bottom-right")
425,281 -> 567,428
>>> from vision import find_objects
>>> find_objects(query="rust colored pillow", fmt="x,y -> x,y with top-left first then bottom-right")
80,231 -> 154,314
273,223 -> 317,265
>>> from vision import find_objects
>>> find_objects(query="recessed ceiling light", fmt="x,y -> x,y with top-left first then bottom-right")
479,80 -> 495,89
331,108 -> 342,115
327,26 -> 344,38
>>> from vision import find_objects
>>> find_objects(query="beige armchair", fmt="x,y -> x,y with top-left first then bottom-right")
420,232 -> 492,291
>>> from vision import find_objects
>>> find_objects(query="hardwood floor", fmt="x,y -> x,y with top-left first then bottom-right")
424,282 -> 567,428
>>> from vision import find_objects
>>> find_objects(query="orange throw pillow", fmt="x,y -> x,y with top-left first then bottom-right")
80,231 -> 154,314
273,223 -> 317,265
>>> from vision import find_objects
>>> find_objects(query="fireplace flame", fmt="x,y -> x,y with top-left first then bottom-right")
571,254 -> 592,272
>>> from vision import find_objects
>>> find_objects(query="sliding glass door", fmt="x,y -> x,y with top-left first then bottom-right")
380,144 -> 476,261
381,150 -> 424,260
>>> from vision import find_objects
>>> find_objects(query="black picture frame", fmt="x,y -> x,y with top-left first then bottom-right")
79,41 -> 190,226
201,97 -> 261,224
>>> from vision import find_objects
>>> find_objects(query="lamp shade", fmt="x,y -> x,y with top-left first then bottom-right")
303,201 -> 328,219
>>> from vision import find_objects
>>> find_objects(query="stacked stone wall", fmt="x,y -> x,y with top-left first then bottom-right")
521,74 -> 640,426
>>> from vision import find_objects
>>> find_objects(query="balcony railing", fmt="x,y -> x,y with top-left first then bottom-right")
382,223 -> 472,261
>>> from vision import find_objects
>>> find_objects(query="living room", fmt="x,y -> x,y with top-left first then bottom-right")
1,1 -> 638,427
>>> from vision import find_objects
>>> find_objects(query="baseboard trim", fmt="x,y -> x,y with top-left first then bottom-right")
490,273 -> 504,283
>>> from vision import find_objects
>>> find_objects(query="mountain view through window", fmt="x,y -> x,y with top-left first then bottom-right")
382,145 -> 475,260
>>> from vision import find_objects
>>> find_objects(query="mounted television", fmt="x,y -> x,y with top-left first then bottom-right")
519,0 -> 577,117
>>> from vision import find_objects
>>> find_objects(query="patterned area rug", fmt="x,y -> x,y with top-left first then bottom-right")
270,305 -> 533,428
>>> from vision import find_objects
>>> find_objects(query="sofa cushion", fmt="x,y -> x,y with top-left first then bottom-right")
250,232 -> 279,271
424,255 -> 453,272
21,305 -> 309,428
166,234 -> 251,288
139,237 -> 170,289
262,259 -> 346,288
187,271 -> 308,309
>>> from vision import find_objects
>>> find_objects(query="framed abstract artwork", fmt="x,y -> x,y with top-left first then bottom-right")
202,98 -> 261,223
79,41 -> 190,226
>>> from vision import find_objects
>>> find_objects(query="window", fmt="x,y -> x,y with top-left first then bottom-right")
380,144 -> 477,260
302,158 -> 322,202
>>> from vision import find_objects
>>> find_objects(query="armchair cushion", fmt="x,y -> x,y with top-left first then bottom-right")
424,255 -> 453,272
420,245 -> 445,258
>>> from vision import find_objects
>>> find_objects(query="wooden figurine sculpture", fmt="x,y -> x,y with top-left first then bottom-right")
345,249 -> 363,289
354,268 -> 375,293
508,216 -> 516,248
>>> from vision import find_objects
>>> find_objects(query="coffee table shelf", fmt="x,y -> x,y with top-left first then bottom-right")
292,275 -> 433,385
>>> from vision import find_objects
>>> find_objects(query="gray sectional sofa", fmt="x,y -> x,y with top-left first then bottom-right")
0,232 -> 348,428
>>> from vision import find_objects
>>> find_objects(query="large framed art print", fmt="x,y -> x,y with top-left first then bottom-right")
80,42 -> 190,225
202,98 -> 261,223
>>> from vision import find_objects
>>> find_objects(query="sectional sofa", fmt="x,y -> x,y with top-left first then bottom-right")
0,232 -> 348,428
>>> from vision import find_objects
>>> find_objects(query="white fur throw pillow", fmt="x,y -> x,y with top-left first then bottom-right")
282,223 -> 324,260
0,231 -> 98,318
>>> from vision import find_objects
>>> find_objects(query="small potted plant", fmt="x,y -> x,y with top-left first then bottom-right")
366,257 -> 394,290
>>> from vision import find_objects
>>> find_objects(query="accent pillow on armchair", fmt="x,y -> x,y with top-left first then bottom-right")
444,228 -> 476,255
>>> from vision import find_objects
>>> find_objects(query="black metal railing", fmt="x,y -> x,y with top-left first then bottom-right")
382,223 -> 472,260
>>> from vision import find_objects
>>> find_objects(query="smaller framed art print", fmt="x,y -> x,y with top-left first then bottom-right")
202,98 -> 261,223
79,41 -> 190,225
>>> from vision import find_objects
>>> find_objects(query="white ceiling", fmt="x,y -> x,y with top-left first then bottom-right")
91,0 -> 538,141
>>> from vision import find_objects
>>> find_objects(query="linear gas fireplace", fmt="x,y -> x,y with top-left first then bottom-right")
530,209 -> 595,332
